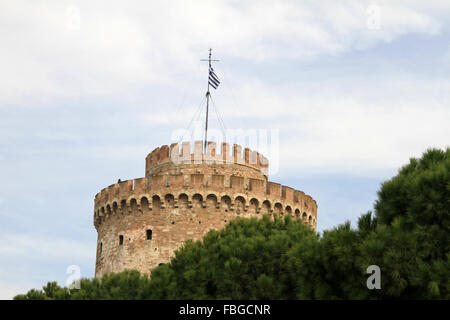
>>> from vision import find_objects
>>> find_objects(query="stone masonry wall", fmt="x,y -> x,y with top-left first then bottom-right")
94,141 -> 317,278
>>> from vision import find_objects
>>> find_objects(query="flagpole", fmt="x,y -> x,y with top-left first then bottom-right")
201,48 -> 219,153
204,49 -> 211,152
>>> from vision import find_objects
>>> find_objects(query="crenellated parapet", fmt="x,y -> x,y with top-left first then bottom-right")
94,176 -> 317,230
94,141 -> 317,278
145,141 -> 269,177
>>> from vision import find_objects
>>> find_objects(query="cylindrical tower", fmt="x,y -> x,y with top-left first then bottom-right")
93,141 -> 317,278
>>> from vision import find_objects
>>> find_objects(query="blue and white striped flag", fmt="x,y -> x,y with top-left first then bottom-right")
209,67 -> 220,89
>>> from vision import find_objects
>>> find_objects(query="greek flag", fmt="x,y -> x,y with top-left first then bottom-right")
209,67 -> 220,89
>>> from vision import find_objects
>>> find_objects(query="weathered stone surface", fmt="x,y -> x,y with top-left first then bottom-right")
94,141 -> 317,278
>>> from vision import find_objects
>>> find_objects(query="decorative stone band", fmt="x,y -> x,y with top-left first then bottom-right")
94,177 -> 318,230
145,141 -> 269,176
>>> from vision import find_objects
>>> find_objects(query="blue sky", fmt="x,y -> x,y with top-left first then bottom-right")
0,0 -> 449,299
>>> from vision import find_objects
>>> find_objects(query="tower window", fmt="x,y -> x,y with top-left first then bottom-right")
100,242 -> 103,255
119,235 -> 124,245
146,229 -> 152,240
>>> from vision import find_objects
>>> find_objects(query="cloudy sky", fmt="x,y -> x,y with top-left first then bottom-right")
1,0 -> 449,299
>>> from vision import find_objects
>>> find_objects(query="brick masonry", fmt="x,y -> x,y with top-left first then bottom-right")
94,141 -> 318,278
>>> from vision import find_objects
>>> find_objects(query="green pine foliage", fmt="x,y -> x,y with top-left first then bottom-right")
14,148 -> 449,300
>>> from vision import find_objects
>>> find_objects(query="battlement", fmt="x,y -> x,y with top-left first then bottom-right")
145,141 -> 269,176
94,141 -> 317,278
94,175 -> 317,228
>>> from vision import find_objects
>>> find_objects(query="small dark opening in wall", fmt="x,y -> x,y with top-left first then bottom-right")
158,263 -> 165,266
171,221 -> 175,225
146,229 -> 152,240
100,242 -> 103,255
119,235 -> 124,245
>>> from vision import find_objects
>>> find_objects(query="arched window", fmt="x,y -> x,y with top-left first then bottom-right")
152,195 -> 161,210
235,196 -> 246,214
262,200 -> 271,214
146,229 -> 152,240
165,194 -> 175,207
206,194 -> 218,209
192,194 -> 203,208
112,202 -> 118,214
120,200 -> 127,212
119,235 -> 124,245
221,196 -> 231,212
249,198 -> 259,214
285,206 -> 292,215
274,203 -> 283,216
130,198 -> 138,211
178,193 -> 189,208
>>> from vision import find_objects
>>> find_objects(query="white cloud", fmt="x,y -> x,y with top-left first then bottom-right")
0,233 -> 93,261
0,283 -> 36,300
0,0 -> 448,104
0,233 -> 95,299
171,75 -> 449,175
443,46 -> 450,67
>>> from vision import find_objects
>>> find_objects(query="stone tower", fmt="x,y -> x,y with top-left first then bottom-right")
93,141 -> 317,278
